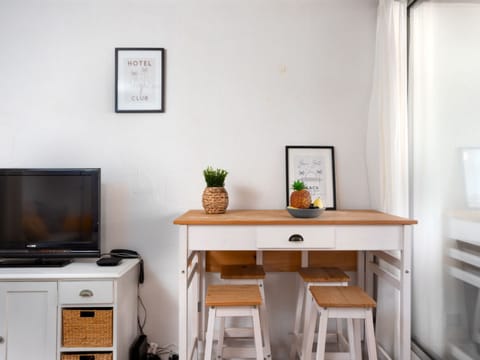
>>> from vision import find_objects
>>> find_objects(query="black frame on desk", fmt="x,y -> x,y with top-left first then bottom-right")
285,145 -> 336,210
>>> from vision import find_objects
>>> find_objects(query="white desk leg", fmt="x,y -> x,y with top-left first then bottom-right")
178,225 -> 188,359
198,251 -> 206,355
357,251 -> 366,290
256,250 -> 263,265
301,250 -> 308,268
400,225 -> 413,360
365,252 -> 374,298
359,251 -> 377,340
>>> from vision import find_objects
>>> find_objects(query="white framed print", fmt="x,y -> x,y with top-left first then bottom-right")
115,48 -> 165,113
286,146 -> 337,209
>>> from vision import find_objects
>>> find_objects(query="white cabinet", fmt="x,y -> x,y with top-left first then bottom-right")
0,259 -> 139,360
0,282 -> 57,360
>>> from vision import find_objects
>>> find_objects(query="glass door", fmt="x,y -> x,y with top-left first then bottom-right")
409,1 -> 480,358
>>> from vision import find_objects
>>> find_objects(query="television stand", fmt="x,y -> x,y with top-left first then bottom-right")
0,258 -> 72,267
0,259 -> 139,360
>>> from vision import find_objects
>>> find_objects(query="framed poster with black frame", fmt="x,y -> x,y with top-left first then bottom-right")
285,145 -> 336,210
115,48 -> 165,113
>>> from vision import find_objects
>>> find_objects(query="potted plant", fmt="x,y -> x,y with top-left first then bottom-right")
202,166 -> 229,214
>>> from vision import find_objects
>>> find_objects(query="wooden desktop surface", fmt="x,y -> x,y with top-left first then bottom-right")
174,209 -> 418,226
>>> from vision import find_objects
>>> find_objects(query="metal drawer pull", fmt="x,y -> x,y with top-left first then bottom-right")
0,336 -> 4,344
289,234 -> 304,242
79,289 -> 94,297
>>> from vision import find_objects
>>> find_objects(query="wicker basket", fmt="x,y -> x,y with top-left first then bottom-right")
61,353 -> 112,360
202,187 -> 229,214
62,309 -> 113,347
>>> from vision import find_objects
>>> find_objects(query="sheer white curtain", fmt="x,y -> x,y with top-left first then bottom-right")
366,0 -> 408,357
366,0 -> 408,217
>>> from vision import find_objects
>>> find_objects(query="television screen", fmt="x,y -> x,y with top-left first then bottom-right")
0,169 -> 100,261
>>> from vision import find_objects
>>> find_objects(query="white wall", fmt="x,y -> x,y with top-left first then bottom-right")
410,0 -> 480,357
0,0 -> 377,356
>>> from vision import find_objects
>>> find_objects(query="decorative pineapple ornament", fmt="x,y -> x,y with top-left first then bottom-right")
290,180 -> 312,209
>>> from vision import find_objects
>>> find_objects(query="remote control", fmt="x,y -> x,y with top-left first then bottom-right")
96,257 -> 122,266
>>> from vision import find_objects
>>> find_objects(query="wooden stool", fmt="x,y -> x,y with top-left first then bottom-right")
221,265 -> 272,358
290,267 -> 350,359
302,286 -> 378,360
204,285 -> 264,360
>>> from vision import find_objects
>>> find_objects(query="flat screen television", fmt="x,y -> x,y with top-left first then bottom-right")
0,168 -> 101,267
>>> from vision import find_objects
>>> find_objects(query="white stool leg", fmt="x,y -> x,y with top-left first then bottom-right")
217,317 -> 225,359
353,319 -> 362,360
334,280 -> 349,348
258,280 -> 272,358
302,285 -> 315,340
251,306 -> 264,360
365,309 -> 378,360
290,277 -> 306,360
347,318 -> 357,360
302,305 -> 319,360
315,308 -> 329,360
336,318 -> 344,350
204,307 -> 216,360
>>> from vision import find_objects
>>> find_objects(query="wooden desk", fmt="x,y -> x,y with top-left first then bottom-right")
174,209 -> 417,359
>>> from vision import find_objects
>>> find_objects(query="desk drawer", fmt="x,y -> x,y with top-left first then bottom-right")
59,281 -> 114,304
256,226 -> 335,249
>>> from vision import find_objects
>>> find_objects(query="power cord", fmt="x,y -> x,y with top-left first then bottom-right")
147,342 -> 178,359
104,249 -> 147,335
137,286 -> 147,335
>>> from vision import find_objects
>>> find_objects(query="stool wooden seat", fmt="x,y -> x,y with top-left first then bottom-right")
206,284 -> 262,307
302,286 -> 378,360
311,286 -> 376,308
291,268 -> 350,360
220,265 -> 271,359
298,267 -> 350,283
204,285 -> 264,360
221,264 -> 266,280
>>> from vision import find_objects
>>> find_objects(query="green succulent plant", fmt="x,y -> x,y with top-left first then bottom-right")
203,166 -> 228,187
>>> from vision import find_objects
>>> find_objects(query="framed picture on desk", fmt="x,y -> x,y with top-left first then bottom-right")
286,145 -> 336,209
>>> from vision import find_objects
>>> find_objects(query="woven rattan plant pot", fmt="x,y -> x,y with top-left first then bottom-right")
202,187 -> 229,214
